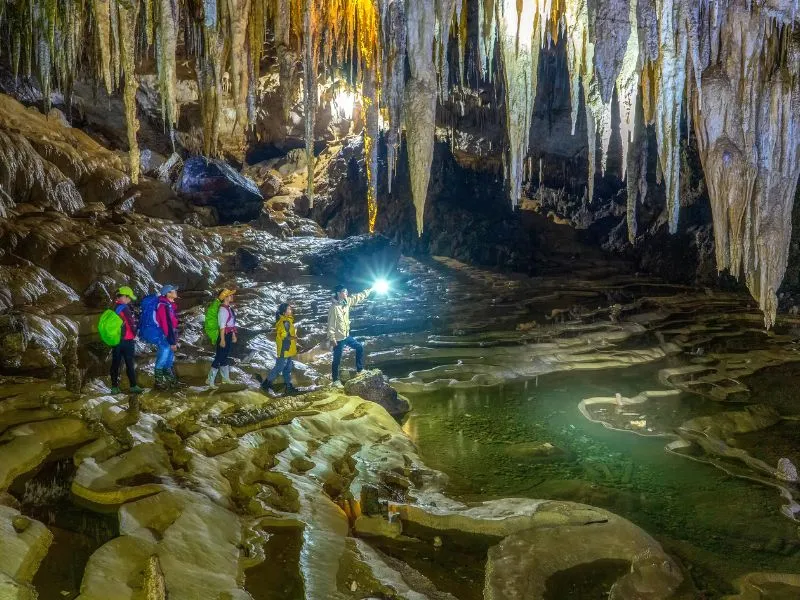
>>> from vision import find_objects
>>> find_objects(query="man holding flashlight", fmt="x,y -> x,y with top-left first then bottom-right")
327,284 -> 376,386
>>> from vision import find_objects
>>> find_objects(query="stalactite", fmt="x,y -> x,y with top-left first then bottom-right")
91,0 -> 113,94
381,0 -> 406,193
626,93 -> 647,244
226,0 -> 252,131
274,0 -> 296,121
156,0 -> 179,139
405,0 -> 437,235
119,0 -> 141,183
616,0 -> 640,181
363,64 -> 379,232
302,0 -> 320,205
0,0 -> 797,330
456,0 -> 466,86
480,0 -> 496,80
435,0 -> 457,100
653,0 -> 687,234
692,10 -> 800,329
563,0 -> 599,203
496,0 -> 540,208
197,0 -> 224,156
109,0 -> 120,89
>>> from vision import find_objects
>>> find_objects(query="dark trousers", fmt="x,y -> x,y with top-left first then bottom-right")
212,332 -> 234,368
111,339 -> 137,387
332,336 -> 363,382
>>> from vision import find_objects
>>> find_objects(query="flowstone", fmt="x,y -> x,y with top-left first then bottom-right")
390,498 -> 684,600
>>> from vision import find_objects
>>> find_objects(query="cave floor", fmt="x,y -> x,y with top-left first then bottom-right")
4,228 -> 800,600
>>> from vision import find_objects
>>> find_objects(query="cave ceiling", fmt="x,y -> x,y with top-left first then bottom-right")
0,0 -> 798,326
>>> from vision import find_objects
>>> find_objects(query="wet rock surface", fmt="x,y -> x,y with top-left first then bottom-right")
343,369 -> 411,419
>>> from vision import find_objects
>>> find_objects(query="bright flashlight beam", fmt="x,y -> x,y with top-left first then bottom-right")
373,278 -> 390,295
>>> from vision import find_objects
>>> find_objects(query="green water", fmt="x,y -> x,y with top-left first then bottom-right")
398,362 -> 800,596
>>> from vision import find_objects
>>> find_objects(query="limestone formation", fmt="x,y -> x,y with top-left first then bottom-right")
1,0 -> 799,322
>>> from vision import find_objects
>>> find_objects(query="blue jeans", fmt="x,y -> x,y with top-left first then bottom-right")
155,341 -> 174,370
332,336 -> 363,382
267,357 -> 294,385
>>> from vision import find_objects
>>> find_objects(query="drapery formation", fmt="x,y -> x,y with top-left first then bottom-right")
0,0 -> 798,324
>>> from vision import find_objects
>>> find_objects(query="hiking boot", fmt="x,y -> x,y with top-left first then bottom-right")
259,379 -> 273,394
154,369 -> 169,390
130,385 -> 145,394
331,380 -> 344,389
206,367 -> 219,388
110,386 -> 121,395
284,385 -> 300,397
166,369 -> 182,388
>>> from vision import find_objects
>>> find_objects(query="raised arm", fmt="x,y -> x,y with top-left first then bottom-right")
347,288 -> 373,307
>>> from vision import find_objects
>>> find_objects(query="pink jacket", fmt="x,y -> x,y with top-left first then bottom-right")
156,297 -> 179,344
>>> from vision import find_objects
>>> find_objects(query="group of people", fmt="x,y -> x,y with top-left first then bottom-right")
106,282 -> 376,396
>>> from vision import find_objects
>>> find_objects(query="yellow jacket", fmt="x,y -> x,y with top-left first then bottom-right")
275,315 -> 297,357
327,290 -> 371,343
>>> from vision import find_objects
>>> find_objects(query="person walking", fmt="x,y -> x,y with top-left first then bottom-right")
257,302 -> 298,395
327,284 -> 373,386
110,286 -> 144,394
154,285 -> 180,389
207,289 -> 238,387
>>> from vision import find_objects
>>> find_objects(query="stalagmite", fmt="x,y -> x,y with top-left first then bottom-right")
691,8 -> 800,329
496,0 -> 540,208
404,0 -> 437,235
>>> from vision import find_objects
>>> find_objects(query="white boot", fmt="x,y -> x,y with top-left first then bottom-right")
206,367 -> 219,388
220,366 -> 233,384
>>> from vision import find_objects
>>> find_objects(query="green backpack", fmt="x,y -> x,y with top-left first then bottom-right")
204,299 -> 221,345
98,307 -> 124,347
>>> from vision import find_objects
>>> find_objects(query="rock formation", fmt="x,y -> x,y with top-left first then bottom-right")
1,1 -> 798,324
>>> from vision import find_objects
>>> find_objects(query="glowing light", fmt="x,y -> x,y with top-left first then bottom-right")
332,88 -> 357,120
373,278 -> 390,295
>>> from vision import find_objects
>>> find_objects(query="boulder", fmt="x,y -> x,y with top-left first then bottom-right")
177,157 -> 263,224
156,152 -> 184,184
139,149 -> 167,176
304,234 -> 400,284
344,369 -> 410,419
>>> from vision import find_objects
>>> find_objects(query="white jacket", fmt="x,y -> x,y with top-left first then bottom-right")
327,290 -> 371,343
